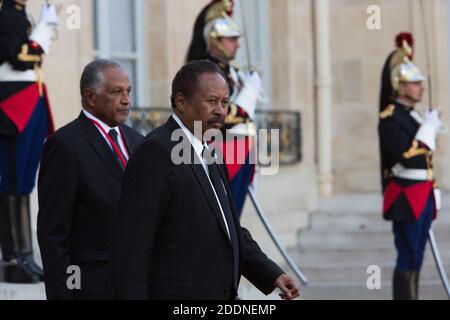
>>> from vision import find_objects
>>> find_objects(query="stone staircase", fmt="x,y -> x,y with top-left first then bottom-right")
2,192 -> 450,300
289,193 -> 450,300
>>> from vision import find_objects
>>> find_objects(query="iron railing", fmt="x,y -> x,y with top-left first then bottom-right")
128,107 -> 302,165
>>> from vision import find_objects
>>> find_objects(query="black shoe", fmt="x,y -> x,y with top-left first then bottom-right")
22,252 -> 44,281
3,257 -> 40,284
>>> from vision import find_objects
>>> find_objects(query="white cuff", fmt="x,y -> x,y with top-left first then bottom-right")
29,20 -> 55,54
415,121 -> 437,151
234,84 -> 259,119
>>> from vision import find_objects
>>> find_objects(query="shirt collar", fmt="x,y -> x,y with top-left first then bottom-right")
83,109 -> 119,135
394,99 -> 414,112
171,113 -> 206,158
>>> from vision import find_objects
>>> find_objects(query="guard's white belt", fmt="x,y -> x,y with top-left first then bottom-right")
0,62 -> 36,82
391,163 -> 431,181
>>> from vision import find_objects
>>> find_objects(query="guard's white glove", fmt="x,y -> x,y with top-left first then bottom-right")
40,4 -> 59,26
234,72 -> 263,119
423,108 -> 442,130
30,4 -> 59,54
246,71 -> 262,89
415,108 -> 441,151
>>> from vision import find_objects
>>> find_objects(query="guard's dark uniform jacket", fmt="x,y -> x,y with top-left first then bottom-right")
0,0 -> 55,196
378,101 -> 437,222
0,0 -> 54,137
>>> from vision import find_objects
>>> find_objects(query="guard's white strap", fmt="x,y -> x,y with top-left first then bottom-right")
0,62 -> 36,82
391,163 -> 430,181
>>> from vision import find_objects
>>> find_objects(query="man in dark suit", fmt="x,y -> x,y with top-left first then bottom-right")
111,60 -> 299,300
37,59 -> 143,300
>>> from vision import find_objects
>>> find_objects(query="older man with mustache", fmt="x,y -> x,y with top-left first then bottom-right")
37,59 -> 143,299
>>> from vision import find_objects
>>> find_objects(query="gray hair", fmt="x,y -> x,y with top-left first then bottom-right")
80,59 -> 123,106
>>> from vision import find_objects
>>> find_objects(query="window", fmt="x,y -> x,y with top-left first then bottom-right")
93,0 -> 149,106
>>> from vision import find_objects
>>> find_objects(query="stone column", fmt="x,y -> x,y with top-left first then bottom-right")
314,0 -> 334,196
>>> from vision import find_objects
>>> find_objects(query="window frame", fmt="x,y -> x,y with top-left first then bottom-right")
93,0 -> 149,107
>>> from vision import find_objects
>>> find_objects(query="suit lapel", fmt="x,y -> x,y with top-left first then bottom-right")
165,117 -> 231,241
119,126 -> 136,155
78,112 -> 123,182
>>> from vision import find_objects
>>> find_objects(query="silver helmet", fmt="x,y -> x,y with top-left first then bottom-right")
391,57 -> 426,91
204,16 -> 242,44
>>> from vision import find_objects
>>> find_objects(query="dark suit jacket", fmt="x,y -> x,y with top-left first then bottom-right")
111,116 -> 284,300
37,112 -> 143,300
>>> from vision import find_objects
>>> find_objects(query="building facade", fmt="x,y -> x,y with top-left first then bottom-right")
24,0 -> 450,260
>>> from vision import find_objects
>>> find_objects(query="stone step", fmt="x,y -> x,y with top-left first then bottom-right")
317,193 -> 450,214
296,226 -> 450,249
289,243 -> 450,264
239,278 -> 448,300
300,282 -> 448,300
0,283 -> 45,300
297,261 -> 450,283
317,194 -> 382,214
308,210 -> 450,232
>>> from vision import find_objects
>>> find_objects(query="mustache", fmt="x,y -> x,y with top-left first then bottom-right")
207,117 -> 225,126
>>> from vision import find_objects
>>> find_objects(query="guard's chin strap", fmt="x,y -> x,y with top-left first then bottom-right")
398,93 -> 420,107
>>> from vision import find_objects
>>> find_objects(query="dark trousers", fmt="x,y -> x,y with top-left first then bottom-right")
393,196 -> 434,271
0,99 -> 49,195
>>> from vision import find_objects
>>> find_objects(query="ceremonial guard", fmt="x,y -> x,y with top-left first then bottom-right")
186,0 -> 263,217
378,34 -> 442,299
0,0 -> 58,283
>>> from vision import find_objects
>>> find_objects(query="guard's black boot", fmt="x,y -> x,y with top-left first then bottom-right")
0,194 -> 39,283
410,271 -> 419,300
4,253 -> 39,284
17,195 -> 44,281
393,270 -> 417,300
0,194 -> 15,261
22,252 -> 44,281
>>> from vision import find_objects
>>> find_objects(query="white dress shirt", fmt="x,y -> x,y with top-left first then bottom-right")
172,114 -> 231,239
83,109 -> 129,160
